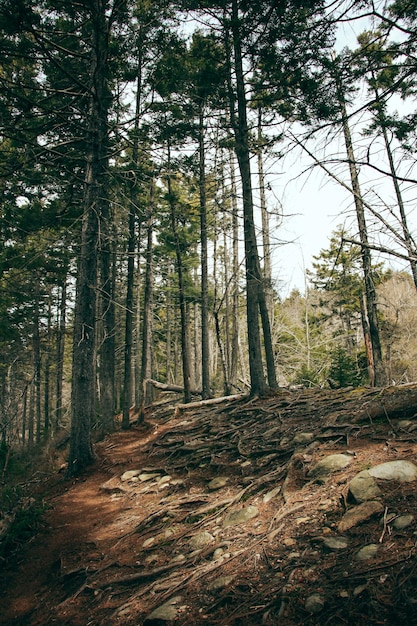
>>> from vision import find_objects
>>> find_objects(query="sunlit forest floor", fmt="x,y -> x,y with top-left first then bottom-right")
1,384 -> 417,625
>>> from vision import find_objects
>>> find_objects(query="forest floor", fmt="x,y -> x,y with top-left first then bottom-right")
1,384 -> 417,625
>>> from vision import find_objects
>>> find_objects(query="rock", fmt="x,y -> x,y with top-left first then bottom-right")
392,514 -> 414,530
293,432 -> 314,445
308,454 -> 352,478
213,547 -> 225,561
338,500 -> 384,532
353,584 -> 368,596
208,477 -> 229,490
158,475 -> 172,485
283,537 -> 297,547
208,575 -> 234,591
223,505 -> 259,528
139,472 -> 161,482
144,596 -> 183,622
120,469 -> 141,481
305,593 -> 325,613
263,486 -> 281,503
189,531 -> 214,549
368,460 -> 417,482
348,470 -> 382,503
99,477 -> 126,493
322,536 -> 349,551
355,544 -> 379,561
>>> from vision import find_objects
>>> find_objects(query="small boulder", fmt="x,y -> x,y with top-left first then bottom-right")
338,500 -> 384,532
208,477 -> 229,490
308,454 -> 352,478
368,460 -> 417,482
392,514 -> 414,530
189,531 -> 214,550
305,593 -> 325,613
348,470 -> 382,503
355,544 -> 379,561
144,596 -> 183,622
120,469 -> 141,481
322,536 -> 349,551
223,505 -> 258,528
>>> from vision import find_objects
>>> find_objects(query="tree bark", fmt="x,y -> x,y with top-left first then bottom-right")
227,2 -> 277,394
67,0 -> 111,476
199,105 -> 211,399
167,165 -> 192,404
137,187 -> 155,422
55,275 -> 67,431
336,80 -> 386,387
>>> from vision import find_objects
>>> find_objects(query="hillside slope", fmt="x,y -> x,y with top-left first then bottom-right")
1,384 -> 417,625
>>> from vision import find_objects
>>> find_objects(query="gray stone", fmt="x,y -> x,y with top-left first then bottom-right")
263,486 -> 281,503
99,477 -> 126,493
223,505 -> 259,528
368,460 -> 417,482
208,575 -> 234,591
338,500 -> 384,532
293,432 -> 314,445
323,536 -> 349,551
392,514 -> 414,530
348,470 -> 382,503
139,472 -> 161,482
355,544 -> 379,561
308,454 -> 352,478
120,469 -> 141,481
144,596 -> 183,622
189,531 -> 214,550
305,593 -> 325,613
208,477 -> 229,490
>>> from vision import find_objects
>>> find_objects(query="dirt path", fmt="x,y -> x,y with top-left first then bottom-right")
1,389 -> 417,625
0,428 -> 151,626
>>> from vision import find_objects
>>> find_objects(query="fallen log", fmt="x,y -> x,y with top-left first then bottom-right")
143,378 -> 202,395
342,382 -> 417,423
175,393 -> 247,414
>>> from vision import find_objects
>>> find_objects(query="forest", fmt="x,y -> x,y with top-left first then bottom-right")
0,0 -> 417,479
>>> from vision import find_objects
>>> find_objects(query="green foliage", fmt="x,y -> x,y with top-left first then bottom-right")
292,363 -> 321,388
328,345 -> 368,388
0,497 -> 46,560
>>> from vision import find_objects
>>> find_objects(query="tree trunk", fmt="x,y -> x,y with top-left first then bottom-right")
337,81 -> 386,387
122,66 -> 142,430
373,83 -> 417,290
199,105 -> 211,399
227,2 -> 277,394
33,280 -> 42,445
167,169 -> 192,403
67,0 -> 111,476
230,151 -> 240,391
137,186 -> 155,422
55,275 -> 67,431
257,108 -> 274,323
98,197 -> 115,434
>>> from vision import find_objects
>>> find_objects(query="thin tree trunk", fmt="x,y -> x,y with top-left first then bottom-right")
373,83 -> 417,289
227,3 -> 277,394
199,105 -> 211,399
55,276 -> 67,431
122,59 -> 143,429
137,184 -> 155,421
33,281 -> 42,445
44,293 -> 52,436
230,151 -> 240,390
257,108 -> 273,323
98,198 -> 115,433
337,80 -> 386,387
167,162 -> 192,403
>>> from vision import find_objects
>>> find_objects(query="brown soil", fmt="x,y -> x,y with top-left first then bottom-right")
1,386 -> 417,625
